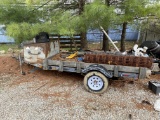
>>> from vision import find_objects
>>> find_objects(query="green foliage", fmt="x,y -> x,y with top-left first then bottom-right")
48,0 -> 116,36
1,0 -> 160,44
49,10 -> 83,36
0,0 -> 23,4
0,6 -> 41,24
55,12 -> 79,35
25,0 -> 41,5
136,2 -> 160,31
147,3 -> 160,17
0,0 -> 50,43
81,0 -> 116,30
7,23 -> 32,43
6,21 -> 59,43
0,0 -> 45,24
117,0 -> 150,23
0,44 -> 18,52
115,0 -> 160,23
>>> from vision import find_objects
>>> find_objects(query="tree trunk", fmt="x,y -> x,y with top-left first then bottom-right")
102,30 -> 109,51
79,0 -> 87,50
80,32 -> 87,50
79,0 -> 85,15
102,0 -> 110,51
121,22 -> 127,52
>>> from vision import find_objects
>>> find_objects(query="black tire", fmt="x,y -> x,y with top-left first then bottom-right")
140,41 -> 159,50
83,71 -> 109,94
140,41 -> 160,58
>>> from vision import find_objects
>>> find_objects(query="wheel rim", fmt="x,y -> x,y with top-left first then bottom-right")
87,75 -> 104,91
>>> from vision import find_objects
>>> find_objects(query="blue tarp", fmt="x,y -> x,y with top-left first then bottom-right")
87,27 -> 139,42
0,26 -> 14,43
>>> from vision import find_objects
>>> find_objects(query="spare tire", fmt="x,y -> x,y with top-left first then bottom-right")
140,41 -> 160,58
140,41 -> 159,49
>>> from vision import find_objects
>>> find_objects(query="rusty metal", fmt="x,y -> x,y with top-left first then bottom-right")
23,41 -> 60,64
84,53 -> 153,68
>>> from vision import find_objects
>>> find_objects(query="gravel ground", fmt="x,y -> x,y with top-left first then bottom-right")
1,73 -> 160,120
0,56 -> 160,120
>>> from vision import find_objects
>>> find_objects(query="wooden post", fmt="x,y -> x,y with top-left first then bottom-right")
139,67 -> 146,79
59,61 -> 63,72
114,66 -> 119,77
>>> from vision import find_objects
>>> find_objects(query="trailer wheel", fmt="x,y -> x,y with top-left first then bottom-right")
84,71 -> 109,94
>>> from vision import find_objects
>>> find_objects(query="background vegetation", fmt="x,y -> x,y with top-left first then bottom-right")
0,0 -> 160,51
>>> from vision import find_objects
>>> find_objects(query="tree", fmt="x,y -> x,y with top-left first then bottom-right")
79,0 -> 87,50
0,0 -> 44,43
102,0 -> 110,51
0,0 -> 41,24
139,2 -> 160,42
50,0 -> 88,49
115,0 -> 160,51
1,0 -> 160,47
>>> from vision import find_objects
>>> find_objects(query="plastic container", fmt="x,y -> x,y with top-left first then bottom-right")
148,81 -> 160,95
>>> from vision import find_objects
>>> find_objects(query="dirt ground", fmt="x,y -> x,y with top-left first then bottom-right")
0,54 -> 160,120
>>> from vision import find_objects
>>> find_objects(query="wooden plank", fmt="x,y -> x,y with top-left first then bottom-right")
48,60 -> 76,67
117,65 -> 140,73
49,38 -> 59,40
59,61 -> 63,72
47,59 -> 142,74
49,34 -> 82,50
49,34 -> 81,37
79,63 -> 140,73
60,44 -> 80,48
50,38 -> 81,40
63,61 -> 77,67
60,46 -> 81,48
114,66 -> 119,77
139,67 -> 146,79
48,60 -> 60,66
60,41 -> 81,44
60,43 -> 81,45
76,62 -> 81,73
43,59 -> 48,70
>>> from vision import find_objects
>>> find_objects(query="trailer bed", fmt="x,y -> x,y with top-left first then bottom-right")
43,57 -> 147,79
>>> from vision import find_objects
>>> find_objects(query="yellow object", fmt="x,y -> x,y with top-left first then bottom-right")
66,52 -> 77,59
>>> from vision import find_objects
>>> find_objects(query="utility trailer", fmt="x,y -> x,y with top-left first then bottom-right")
21,40 -> 153,94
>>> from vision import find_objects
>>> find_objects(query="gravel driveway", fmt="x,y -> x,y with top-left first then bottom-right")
0,56 -> 160,120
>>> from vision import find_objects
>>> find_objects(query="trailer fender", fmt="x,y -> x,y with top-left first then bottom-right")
81,64 -> 113,78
